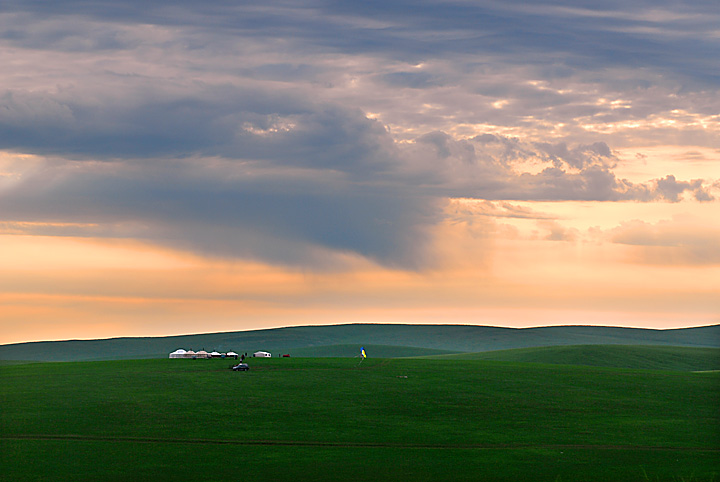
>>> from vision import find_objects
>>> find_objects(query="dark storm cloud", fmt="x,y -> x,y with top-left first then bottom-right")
0,159 -> 440,267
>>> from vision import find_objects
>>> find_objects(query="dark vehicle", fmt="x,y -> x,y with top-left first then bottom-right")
231,363 -> 249,371
282,354 -> 291,357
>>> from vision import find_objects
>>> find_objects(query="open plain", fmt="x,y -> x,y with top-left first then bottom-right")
1,353 -> 718,481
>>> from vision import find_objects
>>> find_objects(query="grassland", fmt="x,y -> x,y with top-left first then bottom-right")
2,323 -> 718,362
285,343 -> 460,358
1,357 -> 718,481
422,345 -> 720,371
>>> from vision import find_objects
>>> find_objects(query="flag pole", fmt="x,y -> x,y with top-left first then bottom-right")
357,346 -> 366,366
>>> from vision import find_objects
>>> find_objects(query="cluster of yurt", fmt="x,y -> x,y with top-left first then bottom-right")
169,349 -> 240,359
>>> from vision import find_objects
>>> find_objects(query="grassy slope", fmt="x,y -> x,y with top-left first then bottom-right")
422,345 -> 720,371
1,323 -> 719,362
1,358 -> 718,481
285,344 -> 459,358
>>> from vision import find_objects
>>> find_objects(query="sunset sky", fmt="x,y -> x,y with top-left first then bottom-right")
1,0 -> 718,344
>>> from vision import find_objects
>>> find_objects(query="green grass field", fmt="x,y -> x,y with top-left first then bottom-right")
1,357 -> 718,481
422,345 -> 720,371
2,323 -> 718,362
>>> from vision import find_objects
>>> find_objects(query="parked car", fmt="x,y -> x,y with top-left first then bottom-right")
232,363 -> 249,371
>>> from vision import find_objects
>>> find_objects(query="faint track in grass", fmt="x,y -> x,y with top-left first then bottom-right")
4,434 -> 719,452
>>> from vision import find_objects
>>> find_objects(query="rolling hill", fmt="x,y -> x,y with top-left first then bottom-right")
1,323 -> 718,362
419,345 -> 720,371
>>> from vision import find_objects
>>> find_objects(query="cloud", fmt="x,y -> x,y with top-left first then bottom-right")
608,217 -> 720,264
0,0 -> 717,269
0,86 -> 396,179
380,71 -> 444,89
655,174 -> 714,202
396,133 -> 712,203
0,156 -> 442,268
539,220 -> 579,242
446,200 -> 557,221
2,124 -> 712,270
534,141 -> 613,169
2,1 -> 718,153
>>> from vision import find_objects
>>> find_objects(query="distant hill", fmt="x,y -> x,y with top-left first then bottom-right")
1,323 -> 718,362
419,345 -> 720,371
283,344 -> 459,358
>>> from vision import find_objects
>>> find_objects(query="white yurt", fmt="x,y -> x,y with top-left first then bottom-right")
226,351 -> 239,358
185,350 -> 197,358
196,350 -> 209,359
169,349 -> 187,359
210,351 -> 222,358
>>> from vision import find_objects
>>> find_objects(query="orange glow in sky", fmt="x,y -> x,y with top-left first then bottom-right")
1,2 -> 718,344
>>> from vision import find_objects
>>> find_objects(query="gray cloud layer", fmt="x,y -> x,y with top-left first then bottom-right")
0,0 -> 717,267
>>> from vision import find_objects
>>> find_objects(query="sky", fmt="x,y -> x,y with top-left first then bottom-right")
1,0 -> 719,344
